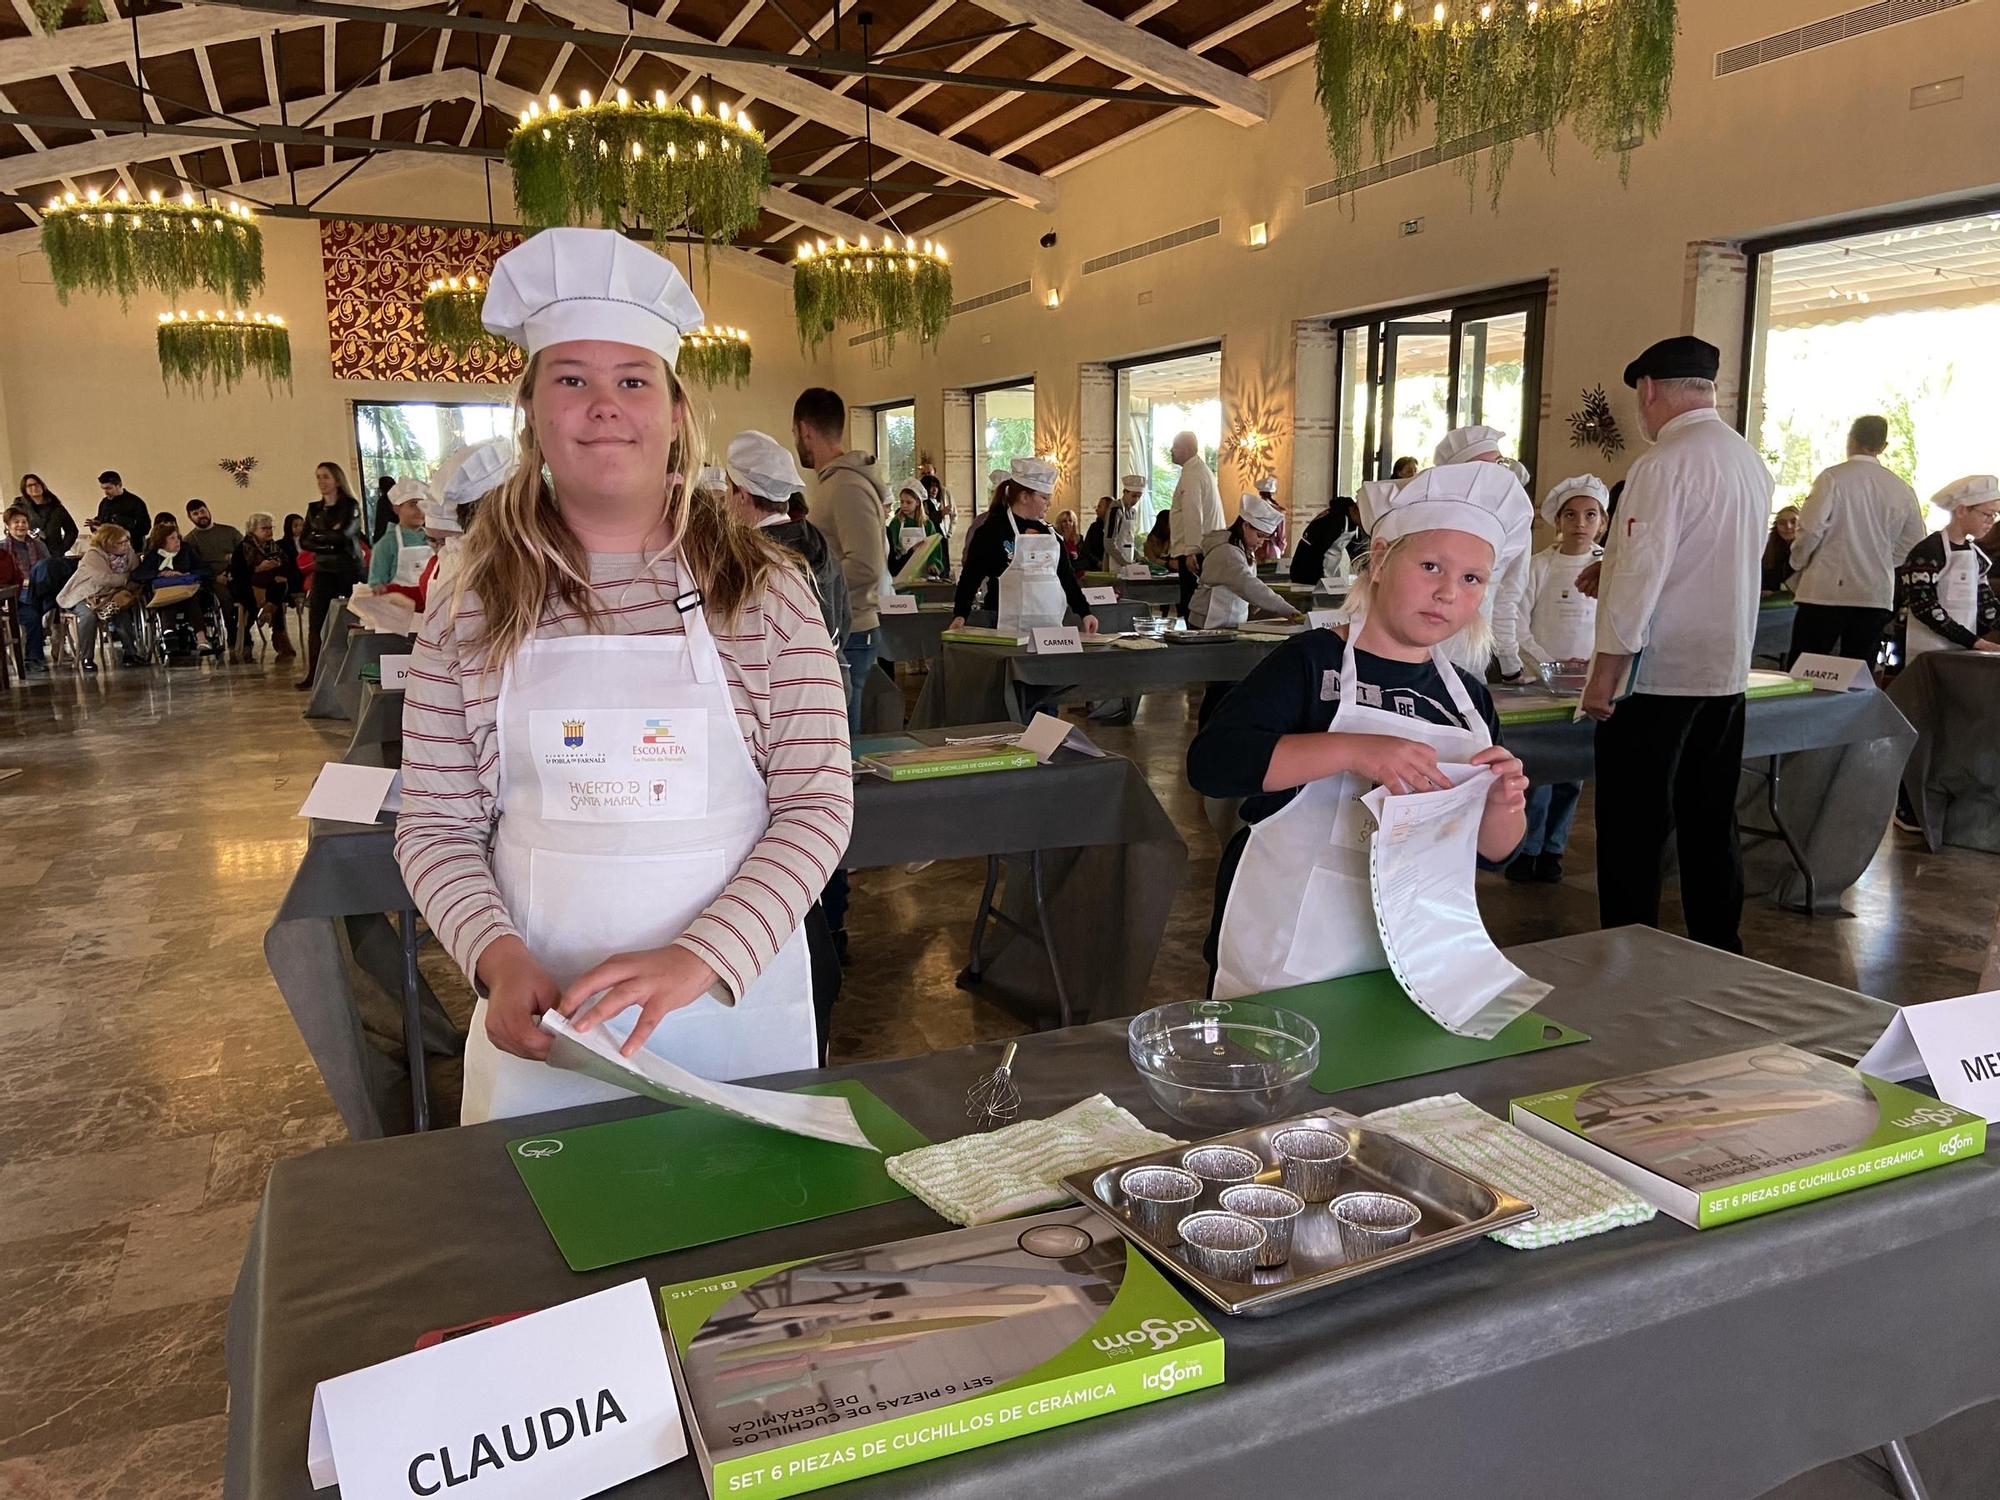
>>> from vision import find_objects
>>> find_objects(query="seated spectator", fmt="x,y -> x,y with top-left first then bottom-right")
183,499 -> 244,657
2,505 -> 51,670
230,511 -> 296,661
1053,507 -> 1081,561
1142,508 -> 1173,567
55,523 -> 143,671
1761,505 -> 1801,594
1077,496 -> 1112,572
281,512 -> 313,594
134,519 -> 212,661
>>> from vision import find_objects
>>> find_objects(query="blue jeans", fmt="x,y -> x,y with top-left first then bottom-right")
841,628 -> 878,737
1519,780 -> 1583,858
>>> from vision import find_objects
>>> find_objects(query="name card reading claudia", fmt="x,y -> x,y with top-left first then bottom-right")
307,1279 -> 684,1498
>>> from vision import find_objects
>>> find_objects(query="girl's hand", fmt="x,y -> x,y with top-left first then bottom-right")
475,936 -> 560,1060
1081,614 -> 1100,635
1471,745 -> 1529,813
1343,734 -> 1445,794
949,616 -> 965,630
559,945 -> 720,1058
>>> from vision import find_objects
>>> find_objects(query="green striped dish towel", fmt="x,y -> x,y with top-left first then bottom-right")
887,1095 -> 1182,1226
1362,1093 -> 1655,1249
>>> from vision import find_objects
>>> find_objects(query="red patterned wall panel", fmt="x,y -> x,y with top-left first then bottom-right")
320,222 -> 526,384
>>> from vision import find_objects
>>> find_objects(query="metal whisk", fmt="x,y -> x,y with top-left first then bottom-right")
965,1042 -> 1022,1131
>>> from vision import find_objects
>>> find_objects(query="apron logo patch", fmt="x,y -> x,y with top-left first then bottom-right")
636,718 -> 690,763
648,779 -> 670,805
561,718 -> 585,748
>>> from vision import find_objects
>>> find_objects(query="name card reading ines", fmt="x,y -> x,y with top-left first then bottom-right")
1082,586 -> 1119,606
1029,626 -> 1083,655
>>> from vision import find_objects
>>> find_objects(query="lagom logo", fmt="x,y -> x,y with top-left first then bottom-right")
1893,1106 -> 1965,1131
1939,1131 -> 1979,1158
1091,1317 -> 1206,1356
1141,1358 -> 1205,1395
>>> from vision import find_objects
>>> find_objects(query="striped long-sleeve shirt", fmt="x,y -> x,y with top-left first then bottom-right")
393,549 -> 854,1001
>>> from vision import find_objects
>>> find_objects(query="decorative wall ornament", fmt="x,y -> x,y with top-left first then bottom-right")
792,236 -> 952,355
41,189 -> 263,307
1566,384 -> 1626,458
1311,0 -> 1678,202
217,456 -> 260,488
321,222 -> 523,383
508,88 -> 769,248
156,311 -> 292,395
677,325 -> 753,388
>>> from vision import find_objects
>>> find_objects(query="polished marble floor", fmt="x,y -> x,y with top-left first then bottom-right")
0,651 -> 1995,1497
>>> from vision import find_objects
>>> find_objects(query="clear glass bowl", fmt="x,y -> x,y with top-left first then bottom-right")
1128,1000 -> 1321,1130
1534,657 -> 1592,695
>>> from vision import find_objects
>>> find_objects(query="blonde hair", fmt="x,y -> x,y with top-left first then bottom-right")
90,523 -> 131,554
1345,534 -> 1495,660
455,351 -> 793,668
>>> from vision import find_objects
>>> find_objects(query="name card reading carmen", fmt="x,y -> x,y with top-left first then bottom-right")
1029,626 -> 1083,655
307,1278 -> 684,1499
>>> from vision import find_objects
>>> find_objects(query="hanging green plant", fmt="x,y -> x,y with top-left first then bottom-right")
421,274 -> 502,356
1311,0 -> 1678,201
41,189 -> 265,307
508,87 -> 769,247
156,310 -> 293,396
791,236 -> 952,356
677,325 -> 753,388
28,0 -> 103,30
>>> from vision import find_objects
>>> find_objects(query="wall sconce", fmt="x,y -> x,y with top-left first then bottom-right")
1045,288 -> 1062,309
1247,221 -> 1269,249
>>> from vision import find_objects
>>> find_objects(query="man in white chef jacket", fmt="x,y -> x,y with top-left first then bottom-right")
1168,431 -> 1223,617
1433,424 -> 1530,681
1580,336 -> 1771,954
1786,414 -> 1926,665
1106,474 -> 1145,567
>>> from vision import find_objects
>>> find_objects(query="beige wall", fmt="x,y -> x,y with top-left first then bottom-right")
823,0 -> 1999,516
0,162 -> 829,533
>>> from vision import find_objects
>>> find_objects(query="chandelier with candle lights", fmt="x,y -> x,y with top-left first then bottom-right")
421,272 -> 500,356
677,324 -> 753,388
40,187 -> 264,307
792,235 -> 952,355
1311,0 -> 1677,201
155,309 -> 292,395
507,86 -> 770,249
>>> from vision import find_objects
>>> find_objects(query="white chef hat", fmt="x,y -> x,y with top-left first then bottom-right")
988,468 -> 1008,489
1355,477 -> 1403,531
1541,474 -> 1610,526
481,227 -> 704,366
896,478 -> 925,505
724,430 -> 805,504
1238,492 -> 1284,532
1932,474 -> 2000,510
1371,461 -> 1533,565
1011,456 -> 1058,495
388,476 -> 434,507
1502,457 -> 1531,490
1434,424 -> 1508,466
1119,473 -> 1146,492
442,437 -> 518,508
419,494 -> 462,535
695,465 -> 727,494
1256,475 -> 1278,496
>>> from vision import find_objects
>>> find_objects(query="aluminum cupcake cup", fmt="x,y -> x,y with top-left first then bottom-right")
1179,1144 -> 1263,1203
1330,1191 -> 1422,1260
1177,1210 -> 1267,1282
1218,1183 -> 1306,1267
1119,1165 -> 1202,1245
1272,1126 -> 1351,1202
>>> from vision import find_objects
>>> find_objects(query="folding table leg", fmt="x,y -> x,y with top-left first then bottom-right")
1880,1437 -> 1932,1500
1027,850 -> 1073,1031
1764,754 -> 1817,914
966,855 -> 1002,980
400,907 -> 431,1132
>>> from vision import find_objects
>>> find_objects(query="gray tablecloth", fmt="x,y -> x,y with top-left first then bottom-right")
305,616 -> 412,724
225,927 -> 2000,1500
267,730 -> 1184,1137
344,683 -> 403,762
911,635 -> 1282,728
1502,686 -> 1915,912
299,601 -> 353,720
1889,650 -> 2000,853
877,604 -> 1147,666
1755,598 -> 1798,664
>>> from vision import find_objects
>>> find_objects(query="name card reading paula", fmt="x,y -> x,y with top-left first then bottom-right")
307,1278 -> 684,1499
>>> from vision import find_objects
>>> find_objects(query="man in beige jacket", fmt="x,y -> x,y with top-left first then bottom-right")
792,386 -> 890,735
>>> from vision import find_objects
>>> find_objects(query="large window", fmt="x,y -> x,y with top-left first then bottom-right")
353,401 -> 514,497
872,400 -> 918,497
1746,201 -> 2000,511
973,380 -> 1036,496
1114,345 -> 1221,535
1329,285 -> 1545,497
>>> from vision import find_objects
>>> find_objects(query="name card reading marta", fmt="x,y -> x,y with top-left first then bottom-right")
307,1278 -> 685,1498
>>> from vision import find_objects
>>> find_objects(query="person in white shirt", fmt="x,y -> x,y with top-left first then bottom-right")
1106,473 -> 1145,567
1580,336 -> 1771,954
1168,431 -> 1224,616
1433,425 -> 1531,681
1785,415 -> 1926,666
1250,474 -> 1287,563
1507,475 -> 1607,883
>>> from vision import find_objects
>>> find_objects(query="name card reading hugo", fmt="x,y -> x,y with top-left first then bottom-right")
1082,586 -> 1119,606
876,592 -> 919,616
379,654 -> 414,690
1861,990 -> 2000,1123
1117,564 -> 1154,580
307,1279 -> 684,1499
1789,653 -> 1870,692
1029,626 -> 1083,655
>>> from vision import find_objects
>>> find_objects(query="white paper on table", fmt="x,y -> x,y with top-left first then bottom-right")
345,590 -> 420,634
1012,712 -> 1108,763
537,1012 -> 876,1150
1362,766 -> 1553,1039
297,763 -> 401,824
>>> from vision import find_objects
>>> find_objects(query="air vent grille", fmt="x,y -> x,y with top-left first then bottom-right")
1081,218 -> 1220,275
1716,0 -> 1973,76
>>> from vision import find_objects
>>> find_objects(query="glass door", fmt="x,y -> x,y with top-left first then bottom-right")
1378,316 -> 1453,478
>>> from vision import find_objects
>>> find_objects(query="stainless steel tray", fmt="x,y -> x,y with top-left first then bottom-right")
1061,1112 -> 1536,1317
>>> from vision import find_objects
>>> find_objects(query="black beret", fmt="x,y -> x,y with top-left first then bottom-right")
1622,335 -> 1720,388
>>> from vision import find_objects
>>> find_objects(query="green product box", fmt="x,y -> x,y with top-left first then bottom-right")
1510,1042 -> 1986,1229
659,1207 -> 1224,1498
859,744 -> 1037,781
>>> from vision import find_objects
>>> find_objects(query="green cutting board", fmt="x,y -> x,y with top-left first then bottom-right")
507,1081 -> 930,1271
1244,969 -> 1590,1095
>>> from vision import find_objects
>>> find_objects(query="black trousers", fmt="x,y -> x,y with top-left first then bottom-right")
1175,556 -> 1198,617
1594,691 -> 1747,954
1787,602 -> 1890,667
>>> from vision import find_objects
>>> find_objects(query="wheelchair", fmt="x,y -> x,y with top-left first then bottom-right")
143,581 -> 227,665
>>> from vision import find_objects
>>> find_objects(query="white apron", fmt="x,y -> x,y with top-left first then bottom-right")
1528,551 -> 1598,663
1192,547 -> 1251,631
1108,505 -> 1138,568
460,600 -> 814,1125
997,517 -> 1069,630
1905,543 -> 1986,659
391,529 -> 430,588
1212,637 -> 1492,1000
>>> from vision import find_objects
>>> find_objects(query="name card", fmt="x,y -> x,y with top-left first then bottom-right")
1307,609 -> 1344,631
1013,711 -> 1105,762
307,1279 -> 684,1499
1789,652 -> 1870,692
379,653 -> 413,690
1117,564 -> 1154,580
877,592 -> 918,616
1861,990 -> 2000,1123
1082,586 -> 1119,606
298,763 -> 401,825
1029,625 -> 1082,655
